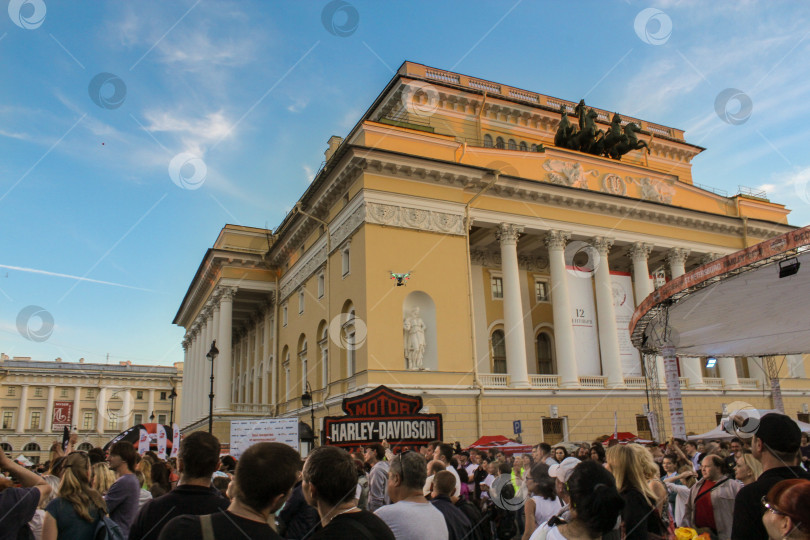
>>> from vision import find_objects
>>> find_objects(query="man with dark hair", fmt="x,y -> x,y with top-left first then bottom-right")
88,446 -> 106,465
129,431 -> 228,540
430,471 -> 472,540
106,441 -> 141,538
303,446 -> 394,539
532,442 -> 555,466
364,443 -> 390,512
375,451 -> 448,539
433,443 -> 460,497
726,437 -> 743,471
731,413 -> 810,540
160,442 -> 301,539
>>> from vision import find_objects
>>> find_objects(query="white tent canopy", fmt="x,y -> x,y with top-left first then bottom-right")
688,409 -> 810,440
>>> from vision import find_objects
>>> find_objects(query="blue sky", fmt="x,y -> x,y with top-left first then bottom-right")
2,0 -> 810,367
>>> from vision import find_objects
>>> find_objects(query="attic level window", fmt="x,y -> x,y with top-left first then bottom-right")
484,134 -> 493,148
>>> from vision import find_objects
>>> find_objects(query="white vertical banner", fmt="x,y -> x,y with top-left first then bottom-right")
156,424 -> 168,460
663,346 -> 685,440
171,424 -> 180,458
613,411 -> 618,440
138,428 -> 149,455
567,268 -> 601,375
610,272 -> 642,376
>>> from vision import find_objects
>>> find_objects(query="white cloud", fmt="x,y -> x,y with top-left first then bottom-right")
303,164 -> 315,183
287,97 -> 309,113
143,109 -> 234,156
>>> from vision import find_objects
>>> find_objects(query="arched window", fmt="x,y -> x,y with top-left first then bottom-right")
77,442 -> 93,451
508,139 -> 517,150
483,134 -> 493,148
519,141 -> 528,151
344,309 -> 356,377
298,335 -> 308,390
0,442 -> 12,453
531,144 -> 539,152
536,332 -> 554,374
491,330 -> 506,373
318,321 -> 329,388
23,442 -> 41,452
495,137 -> 505,149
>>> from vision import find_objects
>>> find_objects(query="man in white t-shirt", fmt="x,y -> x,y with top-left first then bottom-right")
376,452 -> 448,540
433,444 -> 461,498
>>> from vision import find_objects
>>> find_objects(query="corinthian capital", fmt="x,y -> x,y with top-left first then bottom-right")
217,286 -> 238,302
627,242 -> 653,261
666,248 -> 690,267
591,236 -> 615,255
496,223 -> 524,246
544,230 -> 571,250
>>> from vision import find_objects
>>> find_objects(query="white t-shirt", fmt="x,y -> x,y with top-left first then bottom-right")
446,465 -> 462,497
532,495 -> 563,528
375,500 -> 449,540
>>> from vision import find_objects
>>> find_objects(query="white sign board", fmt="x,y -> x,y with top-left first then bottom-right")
230,418 -> 299,458
611,272 -> 642,376
567,268 -> 601,375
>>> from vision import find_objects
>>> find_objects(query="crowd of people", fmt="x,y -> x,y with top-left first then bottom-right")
1,412 -> 810,540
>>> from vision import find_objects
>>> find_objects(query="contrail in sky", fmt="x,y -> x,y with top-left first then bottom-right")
0,264 -> 154,292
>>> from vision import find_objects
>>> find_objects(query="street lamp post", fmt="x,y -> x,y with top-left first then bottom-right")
168,388 -> 177,425
149,411 -> 155,423
301,382 -> 316,447
207,341 -> 219,434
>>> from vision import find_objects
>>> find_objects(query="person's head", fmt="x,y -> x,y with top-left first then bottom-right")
684,441 -> 698,456
801,433 -> 809,446
606,444 -> 658,507
364,443 -> 384,464
91,462 -> 115,495
431,470 -> 457,498
697,441 -> 706,453
303,446 -> 359,509
486,461 -> 497,476
730,438 -> 743,455
553,446 -> 568,462
700,454 -> 725,482
752,413 -> 802,466
566,460 -> 625,537
526,463 -> 556,500
178,431 -> 221,480
576,446 -> 590,460
87,447 -> 106,465
427,459 -> 445,477
232,442 -> 301,515
48,456 -> 66,477
497,462 -> 512,476
763,479 -> 810,540
735,450 -> 763,485
434,443 -> 453,465
549,457 -> 580,502
212,475 -> 231,500
534,442 -> 551,461
388,451 -> 427,502
590,444 -> 606,463
108,441 -> 137,473
151,460 -> 170,490
662,453 -> 678,474
60,452 -> 107,522
456,452 -> 469,467
219,455 -> 237,473
512,454 -> 523,469
138,457 -> 153,488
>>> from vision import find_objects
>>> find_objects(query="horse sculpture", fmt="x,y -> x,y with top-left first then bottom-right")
570,107 -> 603,153
554,104 -> 576,149
607,122 -> 650,160
551,100 -> 650,160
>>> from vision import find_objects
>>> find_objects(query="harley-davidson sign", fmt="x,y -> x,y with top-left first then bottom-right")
324,386 -> 442,447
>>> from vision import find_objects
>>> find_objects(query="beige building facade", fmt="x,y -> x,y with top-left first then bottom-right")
175,62 -> 810,447
0,354 -> 182,463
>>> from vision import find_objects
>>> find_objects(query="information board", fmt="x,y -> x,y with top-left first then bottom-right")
230,417 -> 299,458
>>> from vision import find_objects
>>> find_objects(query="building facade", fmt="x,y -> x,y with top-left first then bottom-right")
0,354 -> 182,463
175,62 -> 810,446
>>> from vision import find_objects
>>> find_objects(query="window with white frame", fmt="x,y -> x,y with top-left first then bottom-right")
60,388 -> 68,398
342,243 -> 351,277
299,340 -> 308,389
136,390 -> 143,399
6,387 -> 15,397
158,414 -> 167,424
30,411 -> 41,430
282,304 -> 288,326
491,276 -> 503,299
34,387 -> 43,398
109,413 -> 118,431
83,412 -> 94,430
133,413 -> 143,425
535,279 -> 550,302
317,272 -> 325,298
299,290 -> 305,314
2,411 -> 14,429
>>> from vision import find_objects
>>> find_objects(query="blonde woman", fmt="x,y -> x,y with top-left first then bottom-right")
42,452 -> 108,540
607,444 -> 667,540
92,463 -> 116,495
734,450 -> 762,485
28,475 -> 60,540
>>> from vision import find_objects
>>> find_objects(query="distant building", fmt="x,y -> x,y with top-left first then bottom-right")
175,61 -> 810,447
0,354 -> 182,463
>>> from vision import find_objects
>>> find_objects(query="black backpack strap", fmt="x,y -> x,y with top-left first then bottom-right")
693,477 -> 730,504
336,514 -> 375,539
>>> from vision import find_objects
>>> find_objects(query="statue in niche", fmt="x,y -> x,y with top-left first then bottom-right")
403,307 -> 427,370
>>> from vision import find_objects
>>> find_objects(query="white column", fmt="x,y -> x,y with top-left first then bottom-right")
667,249 -> 704,388
180,339 -> 189,426
44,385 -> 56,433
629,243 -> 654,305
147,389 -> 155,422
263,311 -> 272,404
719,357 -> 741,389
203,309 -> 214,417
496,223 -> 530,388
73,386 -> 82,431
96,387 -> 106,434
253,325 -> 261,403
216,287 -> 235,412
190,328 -> 199,422
17,384 -> 29,433
122,389 -> 133,428
593,237 -> 623,388
545,230 -> 579,388
236,336 -> 244,403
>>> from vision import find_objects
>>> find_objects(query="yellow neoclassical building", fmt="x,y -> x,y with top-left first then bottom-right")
174,62 -> 810,446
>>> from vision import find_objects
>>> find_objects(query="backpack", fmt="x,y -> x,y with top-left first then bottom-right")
94,515 -> 123,540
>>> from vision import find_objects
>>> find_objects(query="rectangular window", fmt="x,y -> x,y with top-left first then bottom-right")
636,416 -> 652,440
34,387 -> 43,398
542,418 -> 564,445
60,388 -> 68,398
2,411 -> 13,429
109,413 -> 118,431
30,411 -> 41,430
535,280 -> 550,302
318,273 -> 325,298
7,387 -> 15,397
83,412 -> 94,430
86,389 -> 95,399
299,290 -> 305,314
342,246 -> 350,276
136,390 -> 143,400
160,392 -> 167,400
282,304 -> 288,326
158,414 -> 167,425
133,413 -> 143,425
491,277 -> 503,299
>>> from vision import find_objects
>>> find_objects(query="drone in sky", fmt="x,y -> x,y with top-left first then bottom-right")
389,271 -> 413,286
